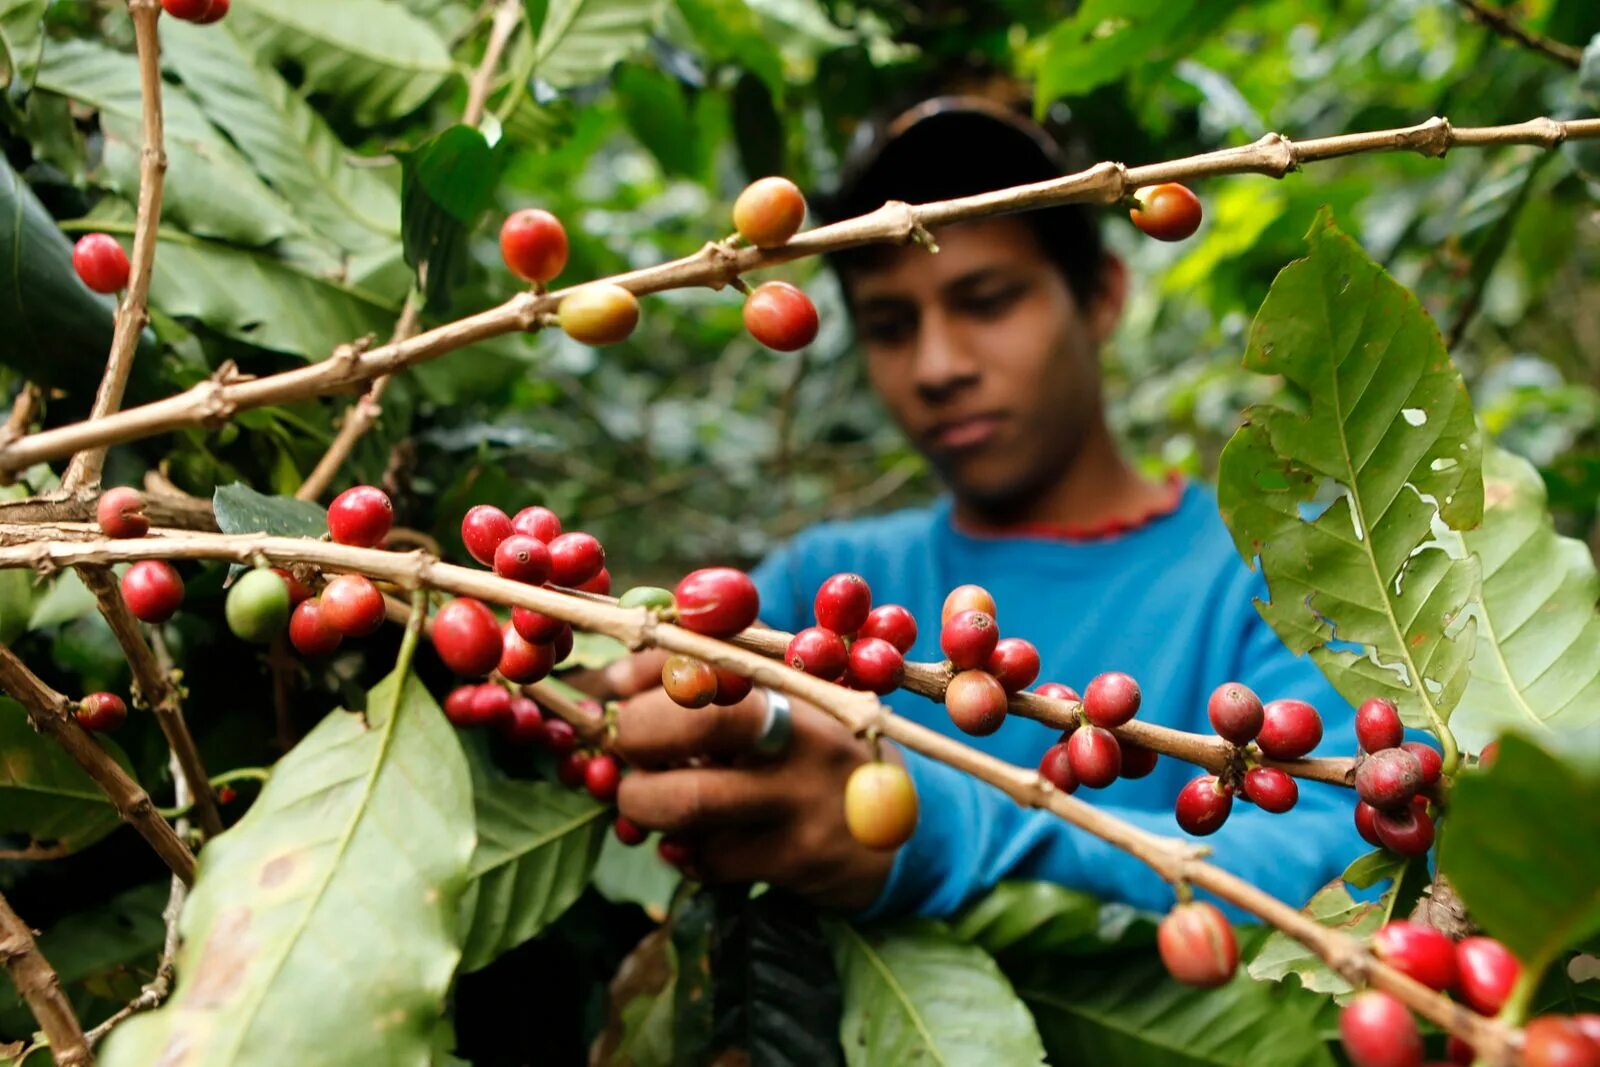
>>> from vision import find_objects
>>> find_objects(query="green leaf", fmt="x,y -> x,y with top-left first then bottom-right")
457,740 -> 608,972
1217,211 -> 1484,746
28,569 -> 99,630
1247,875 -> 1424,996
400,124 -> 503,312
100,668 -> 475,1066
532,0 -> 666,89
594,927 -> 676,1067
1452,446 -> 1600,751
212,483 -> 328,538
0,565 -> 32,644
710,892 -> 842,1066
591,829 -> 679,918
522,0 -> 549,40
1028,0 -> 1249,106
1440,733 -> 1600,969
614,63 -> 703,178
824,917 -> 1046,1066
674,0 -> 783,101
0,698 -> 130,856
0,0 -> 46,90
500,90 -> 576,151
229,0 -> 454,125
951,881 -> 1156,962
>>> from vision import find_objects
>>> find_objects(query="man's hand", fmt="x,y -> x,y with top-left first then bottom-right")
595,650 -> 899,910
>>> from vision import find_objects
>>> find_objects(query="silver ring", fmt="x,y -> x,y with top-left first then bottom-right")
752,688 -> 793,758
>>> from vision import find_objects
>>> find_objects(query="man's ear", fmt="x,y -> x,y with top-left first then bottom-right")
1088,254 -> 1128,343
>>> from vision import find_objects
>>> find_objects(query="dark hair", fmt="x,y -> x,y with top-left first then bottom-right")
815,102 -> 1105,304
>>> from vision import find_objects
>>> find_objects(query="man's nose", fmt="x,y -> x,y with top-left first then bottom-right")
912,311 -> 979,402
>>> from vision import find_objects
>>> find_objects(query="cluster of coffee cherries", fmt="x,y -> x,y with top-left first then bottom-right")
1033,671 -> 1159,797
927,584 -> 1043,736
776,573 -> 916,693
1350,697 -> 1443,858
498,175 -> 819,354
160,0 -> 229,23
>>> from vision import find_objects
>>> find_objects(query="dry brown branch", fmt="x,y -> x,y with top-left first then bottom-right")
0,890 -> 93,1066
0,487 -> 217,530
0,841 -> 73,861
0,644 -> 195,883
2,114 -> 1597,476
1451,0 -> 1583,67
0,384 -> 42,448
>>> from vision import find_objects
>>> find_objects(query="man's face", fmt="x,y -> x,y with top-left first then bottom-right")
845,217 -> 1121,516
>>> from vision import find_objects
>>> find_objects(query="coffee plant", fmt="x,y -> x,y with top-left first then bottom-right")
1,2 -> 1599,1065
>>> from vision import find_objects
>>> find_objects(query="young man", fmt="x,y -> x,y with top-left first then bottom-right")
599,98 -> 1367,919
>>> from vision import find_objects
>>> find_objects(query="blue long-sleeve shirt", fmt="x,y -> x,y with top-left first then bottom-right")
750,482 -> 1369,921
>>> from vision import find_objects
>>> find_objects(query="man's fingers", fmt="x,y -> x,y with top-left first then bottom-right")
617,767 -> 788,834
613,687 -> 769,768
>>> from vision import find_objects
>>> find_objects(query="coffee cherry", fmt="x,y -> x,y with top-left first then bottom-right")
1083,671 -> 1141,727
96,487 -> 148,539
848,637 -> 904,695
194,0 -> 227,22
1356,749 -> 1424,810
543,717 -> 578,756
1355,697 -> 1404,753
1401,741 -> 1442,787
711,667 -> 754,706
76,692 -> 127,732
743,281 -> 819,352
613,815 -> 647,847
585,753 -> 621,802
557,750 -> 590,789
941,584 -> 996,625
499,624 -> 555,684
548,532 -> 604,587
1479,740 -> 1500,768
620,585 -> 676,613
226,568 -> 291,644
120,560 -> 184,623
499,208 -> 568,283
461,505 -> 514,566
814,573 -> 871,635
327,485 -> 393,548
1373,805 -> 1434,856
1446,1036 -> 1475,1066
502,696 -> 545,745
858,604 -> 917,653
1354,801 -> 1384,847
443,685 -> 479,727
941,610 -> 998,670
1524,1017 -> 1600,1067
843,761 -> 918,850
1339,992 -> 1422,1067
1175,775 -> 1233,835
1038,742 -> 1077,792
432,597 -> 502,677
274,569 -> 314,607
470,684 -> 512,727
946,669 -> 1008,736
1256,699 -> 1323,759
732,176 -> 806,248
492,534 -> 551,585
1130,183 -> 1203,242
289,599 -> 342,657
1371,921 -> 1457,992
986,638 -> 1040,694
161,0 -> 221,21
1067,726 -> 1122,788
511,505 -> 562,542
1207,682 -> 1263,745
318,574 -> 385,637
1119,740 -> 1159,779
1242,766 -> 1298,812
511,607 -> 565,644
551,625 -> 574,666
576,567 -> 612,595
1574,1016 -> 1600,1046
72,233 -> 130,293
673,567 -> 759,637
1033,682 -> 1081,704
786,625 -> 847,680
662,654 -> 719,709
658,835 -> 695,868
1157,902 -> 1238,988
1455,937 -> 1520,1016
559,283 -> 639,345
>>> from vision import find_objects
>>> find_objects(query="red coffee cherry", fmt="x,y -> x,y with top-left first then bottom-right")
1373,805 -> 1434,856
986,638 -> 1040,694
1339,991 -> 1422,1067
1371,921 -> 1457,992
318,574 -> 385,637
584,753 -> 621,802
848,637 -> 905,695
1033,682 -> 1081,704
76,692 -> 127,732
194,0 -> 228,23
273,568 -> 314,607
945,670 -> 1008,736
511,505 -> 562,543
613,815 -> 648,847
1356,748 -> 1424,810
941,584 -> 996,625
559,283 -> 639,346
96,487 -> 148,539
1157,902 -> 1238,988
1401,741 -> 1442,787
499,208 -> 569,283
814,573 -> 871,635
432,597 -> 502,677
161,0 -> 222,21
326,485 -> 393,548
1083,671 -> 1141,727
461,505 -> 514,566
1175,775 -> 1233,835
511,606 -> 565,644
1524,1016 -> 1600,1067
72,233 -> 130,293
1119,740 -> 1159,779
289,599 -> 343,657
1067,726 -> 1122,788
711,667 -> 754,706
1455,937 -> 1520,1016
502,696 -> 546,745
498,624 -> 556,685
551,625 -> 574,666
859,604 -> 917,653
120,560 -> 185,623
673,567 -> 759,637
743,281 -> 819,352
1206,682 -> 1263,745
843,761 -> 918,850
662,654 -> 719,709
1478,740 -> 1501,768
1354,801 -> 1384,847
786,625 -> 848,680
1256,699 -> 1323,759
1129,183 -> 1203,242
557,750 -> 590,789
940,610 -> 998,671
658,834 -> 695,868
492,534 -> 551,585
443,685 -> 478,727
1572,1016 -> 1600,1046
548,532 -> 604,587
1242,766 -> 1298,813
1356,697 -> 1404,753
1446,1036 -> 1475,1066
1038,742 -> 1077,793
732,176 -> 806,248
470,684 -> 512,727
576,567 -> 612,595
543,717 -> 578,756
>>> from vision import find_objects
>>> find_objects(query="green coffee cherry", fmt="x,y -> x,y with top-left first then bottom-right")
619,586 -> 676,614
226,568 -> 291,644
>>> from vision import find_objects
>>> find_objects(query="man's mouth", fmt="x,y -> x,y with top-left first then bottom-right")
929,414 -> 1003,452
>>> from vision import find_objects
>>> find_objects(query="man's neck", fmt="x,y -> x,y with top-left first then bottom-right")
951,430 -> 1173,532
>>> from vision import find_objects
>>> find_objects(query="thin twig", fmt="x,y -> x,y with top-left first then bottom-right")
3,113 -> 1598,474
1450,0 -> 1583,68
0,841 -> 74,861
0,384 -> 42,448
463,0 -> 522,128
0,890 -> 93,1066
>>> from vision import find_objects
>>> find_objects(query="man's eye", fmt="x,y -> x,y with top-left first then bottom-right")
860,314 -> 916,344
960,286 -> 1025,319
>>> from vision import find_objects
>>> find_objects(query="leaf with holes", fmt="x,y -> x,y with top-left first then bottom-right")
0,698 -> 131,857
1217,211 -> 1483,750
